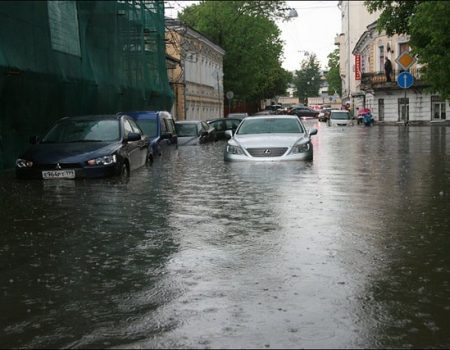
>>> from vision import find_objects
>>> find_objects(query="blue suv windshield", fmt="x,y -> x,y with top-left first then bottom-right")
135,119 -> 157,137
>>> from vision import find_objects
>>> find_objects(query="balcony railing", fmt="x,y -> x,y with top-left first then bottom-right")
360,67 -> 426,89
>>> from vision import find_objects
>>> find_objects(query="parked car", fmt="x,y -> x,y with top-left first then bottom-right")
328,110 -> 354,126
224,115 -> 317,161
15,114 -> 150,179
318,108 -> 332,122
288,105 -> 319,119
175,120 -> 217,146
126,110 -> 177,160
227,112 -> 248,118
207,117 -> 243,140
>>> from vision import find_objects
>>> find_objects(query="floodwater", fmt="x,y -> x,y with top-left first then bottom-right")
1,121 -> 450,349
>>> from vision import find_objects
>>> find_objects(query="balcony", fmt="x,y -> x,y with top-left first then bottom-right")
360,67 -> 429,91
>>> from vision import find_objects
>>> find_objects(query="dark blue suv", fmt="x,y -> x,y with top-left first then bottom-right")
125,111 -> 178,161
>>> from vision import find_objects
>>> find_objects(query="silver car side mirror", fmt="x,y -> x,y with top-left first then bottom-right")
224,130 -> 233,139
308,128 -> 318,136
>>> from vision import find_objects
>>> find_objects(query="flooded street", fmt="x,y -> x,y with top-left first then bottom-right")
1,121 -> 450,348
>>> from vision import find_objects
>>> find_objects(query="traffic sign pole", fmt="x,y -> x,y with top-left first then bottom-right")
396,71 -> 414,126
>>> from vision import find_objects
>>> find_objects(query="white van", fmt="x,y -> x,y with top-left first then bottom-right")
328,110 -> 353,126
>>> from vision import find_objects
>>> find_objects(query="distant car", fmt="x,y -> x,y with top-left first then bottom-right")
224,115 -> 317,161
126,111 -> 177,160
15,114 -> 150,179
207,117 -> 243,140
328,110 -> 354,126
288,105 -> 319,118
252,110 -> 273,116
318,108 -> 332,122
175,120 -> 217,146
264,104 -> 283,112
227,112 -> 248,118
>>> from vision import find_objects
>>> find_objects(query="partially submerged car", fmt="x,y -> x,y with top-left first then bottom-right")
328,110 -> 354,126
126,110 -> 177,160
175,120 -> 217,146
224,115 -> 317,161
16,114 -> 150,179
207,117 -> 243,140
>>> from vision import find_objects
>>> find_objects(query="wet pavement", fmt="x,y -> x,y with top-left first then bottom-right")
1,120 -> 450,348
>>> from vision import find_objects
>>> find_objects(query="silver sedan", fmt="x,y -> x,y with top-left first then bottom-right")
224,115 -> 317,161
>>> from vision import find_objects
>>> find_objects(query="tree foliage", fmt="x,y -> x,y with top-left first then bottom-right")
178,1 -> 292,102
365,0 -> 450,98
293,54 -> 322,103
326,48 -> 341,96
364,0 -> 423,36
409,1 -> 450,98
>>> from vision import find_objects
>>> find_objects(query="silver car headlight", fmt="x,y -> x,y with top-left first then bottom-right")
16,159 -> 33,168
290,142 -> 310,154
226,144 -> 244,155
87,155 -> 117,166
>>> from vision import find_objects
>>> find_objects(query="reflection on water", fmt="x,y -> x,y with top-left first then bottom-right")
1,124 -> 450,348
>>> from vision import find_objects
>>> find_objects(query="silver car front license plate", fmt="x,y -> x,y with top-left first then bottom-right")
42,170 -> 76,179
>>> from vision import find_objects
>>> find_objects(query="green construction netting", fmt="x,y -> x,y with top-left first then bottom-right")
0,0 -> 173,170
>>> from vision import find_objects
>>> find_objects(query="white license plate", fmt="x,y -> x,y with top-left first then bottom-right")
42,169 -> 76,179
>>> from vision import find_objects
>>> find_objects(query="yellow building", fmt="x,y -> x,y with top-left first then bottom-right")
166,20 -> 225,121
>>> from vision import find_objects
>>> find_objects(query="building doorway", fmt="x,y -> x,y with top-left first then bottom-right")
378,99 -> 384,121
398,97 -> 409,122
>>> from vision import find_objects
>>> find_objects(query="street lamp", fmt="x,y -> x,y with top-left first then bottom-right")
287,8 -> 298,18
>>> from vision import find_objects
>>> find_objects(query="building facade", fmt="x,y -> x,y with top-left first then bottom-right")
352,22 -> 449,123
166,20 -> 225,121
335,1 -> 380,106
337,0 -> 449,123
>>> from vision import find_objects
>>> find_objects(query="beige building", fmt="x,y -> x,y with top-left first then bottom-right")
353,21 -> 449,123
335,1 -> 380,106
166,20 -> 225,121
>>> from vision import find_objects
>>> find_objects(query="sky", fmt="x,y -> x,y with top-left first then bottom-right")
165,1 -> 342,72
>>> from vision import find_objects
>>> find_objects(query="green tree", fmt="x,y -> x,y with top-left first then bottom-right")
326,48 -> 341,96
365,0 -> 450,98
364,0 -> 423,36
178,1 -> 292,102
293,54 -> 321,103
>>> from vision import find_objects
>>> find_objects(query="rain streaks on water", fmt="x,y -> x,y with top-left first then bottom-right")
1,122 -> 450,348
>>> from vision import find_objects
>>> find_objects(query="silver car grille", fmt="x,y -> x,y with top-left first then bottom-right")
246,147 -> 288,157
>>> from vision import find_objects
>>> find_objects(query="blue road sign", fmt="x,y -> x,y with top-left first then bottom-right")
397,71 -> 414,89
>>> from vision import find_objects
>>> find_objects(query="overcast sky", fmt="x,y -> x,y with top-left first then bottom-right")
165,1 -> 342,72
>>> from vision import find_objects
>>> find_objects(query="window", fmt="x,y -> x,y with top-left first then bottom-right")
48,1 -> 81,57
379,46 -> 385,72
123,119 -> 134,137
431,96 -> 446,120
128,118 -> 143,134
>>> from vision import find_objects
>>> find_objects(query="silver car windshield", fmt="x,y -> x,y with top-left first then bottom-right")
42,119 -> 120,143
237,118 -> 304,135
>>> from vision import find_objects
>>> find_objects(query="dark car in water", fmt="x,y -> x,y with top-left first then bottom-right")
207,117 -> 243,139
15,114 -> 150,179
288,105 -> 319,119
175,120 -> 217,146
126,110 -> 177,160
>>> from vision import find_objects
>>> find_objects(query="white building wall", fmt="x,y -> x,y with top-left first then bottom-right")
339,1 -> 380,100
369,92 -> 450,123
183,30 -> 225,121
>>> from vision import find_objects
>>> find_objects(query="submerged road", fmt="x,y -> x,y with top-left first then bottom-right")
1,121 -> 450,348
